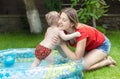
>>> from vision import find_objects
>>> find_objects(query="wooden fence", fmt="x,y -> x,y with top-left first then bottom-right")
0,0 -> 120,32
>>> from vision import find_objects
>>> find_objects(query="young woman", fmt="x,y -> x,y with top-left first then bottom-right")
57,7 -> 116,70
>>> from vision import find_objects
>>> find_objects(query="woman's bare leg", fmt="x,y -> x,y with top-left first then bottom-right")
86,57 -> 116,70
84,49 -> 116,70
107,56 -> 116,67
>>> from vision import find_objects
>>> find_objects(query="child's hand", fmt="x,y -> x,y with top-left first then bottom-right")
75,32 -> 81,37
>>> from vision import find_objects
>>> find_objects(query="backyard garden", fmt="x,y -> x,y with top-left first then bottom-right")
0,0 -> 120,79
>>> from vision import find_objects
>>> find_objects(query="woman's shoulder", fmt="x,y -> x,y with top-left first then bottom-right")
76,23 -> 88,29
75,23 -> 89,37
76,23 -> 86,31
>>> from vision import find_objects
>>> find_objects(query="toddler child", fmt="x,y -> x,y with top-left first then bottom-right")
31,11 -> 80,67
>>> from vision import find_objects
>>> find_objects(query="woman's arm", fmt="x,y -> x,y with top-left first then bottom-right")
56,45 -> 67,58
59,31 -> 80,41
60,38 -> 86,60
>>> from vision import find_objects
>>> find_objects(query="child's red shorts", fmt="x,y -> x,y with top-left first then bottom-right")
35,45 -> 51,60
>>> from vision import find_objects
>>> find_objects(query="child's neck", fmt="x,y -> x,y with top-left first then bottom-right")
51,25 -> 57,28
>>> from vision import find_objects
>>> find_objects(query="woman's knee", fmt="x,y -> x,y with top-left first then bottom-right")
83,49 -> 107,70
81,58 -> 92,70
84,63 -> 92,70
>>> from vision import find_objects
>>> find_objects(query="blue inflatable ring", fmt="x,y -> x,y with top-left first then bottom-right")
0,48 -> 84,79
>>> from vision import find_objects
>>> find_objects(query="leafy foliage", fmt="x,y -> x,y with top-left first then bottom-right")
71,0 -> 109,23
96,25 -> 107,34
44,0 -> 62,12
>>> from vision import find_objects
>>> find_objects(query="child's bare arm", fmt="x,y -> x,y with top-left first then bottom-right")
59,31 -> 81,41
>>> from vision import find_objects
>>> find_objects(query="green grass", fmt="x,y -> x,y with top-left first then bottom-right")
0,31 -> 120,79
0,32 -> 44,50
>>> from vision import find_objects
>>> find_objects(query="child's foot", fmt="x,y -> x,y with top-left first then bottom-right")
107,56 -> 116,67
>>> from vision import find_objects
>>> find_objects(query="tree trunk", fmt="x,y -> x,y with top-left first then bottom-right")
23,0 -> 42,33
92,17 -> 96,28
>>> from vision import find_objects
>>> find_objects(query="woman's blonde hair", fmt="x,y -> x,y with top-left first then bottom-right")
60,8 -> 79,28
45,11 -> 59,26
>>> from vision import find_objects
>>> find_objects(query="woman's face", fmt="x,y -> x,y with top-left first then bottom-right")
58,12 -> 73,32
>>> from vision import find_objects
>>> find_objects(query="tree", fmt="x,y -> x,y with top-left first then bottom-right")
71,0 -> 108,28
23,0 -> 42,33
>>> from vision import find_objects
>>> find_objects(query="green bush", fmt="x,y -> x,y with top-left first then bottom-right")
96,25 -> 107,34
71,0 -> 108,23
44,0 -> 62,12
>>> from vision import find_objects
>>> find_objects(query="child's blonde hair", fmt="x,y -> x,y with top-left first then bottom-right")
45,11 -> 59,26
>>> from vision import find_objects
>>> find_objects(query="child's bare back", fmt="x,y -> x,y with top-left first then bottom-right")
40,26 -> 61,49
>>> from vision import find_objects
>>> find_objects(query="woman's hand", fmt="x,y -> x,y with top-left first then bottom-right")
52,33 -> 66,44
52,34 -> 64,46
52,34 -> 59,44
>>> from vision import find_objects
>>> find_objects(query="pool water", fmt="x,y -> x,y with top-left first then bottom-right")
1,60 -> 56,69
0,48 -> 83,79
1,62 -> 32,69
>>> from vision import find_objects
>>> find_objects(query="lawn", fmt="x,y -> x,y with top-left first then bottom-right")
0,31 -> 120,79
0,32 -> 44,49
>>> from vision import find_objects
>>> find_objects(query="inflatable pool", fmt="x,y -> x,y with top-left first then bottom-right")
0,48 -> 84,79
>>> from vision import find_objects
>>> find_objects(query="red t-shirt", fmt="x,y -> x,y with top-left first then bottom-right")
69,24 -> 105,52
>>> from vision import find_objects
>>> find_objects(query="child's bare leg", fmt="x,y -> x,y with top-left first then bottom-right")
45,53 -> 54,65
31,57 -> 41,68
